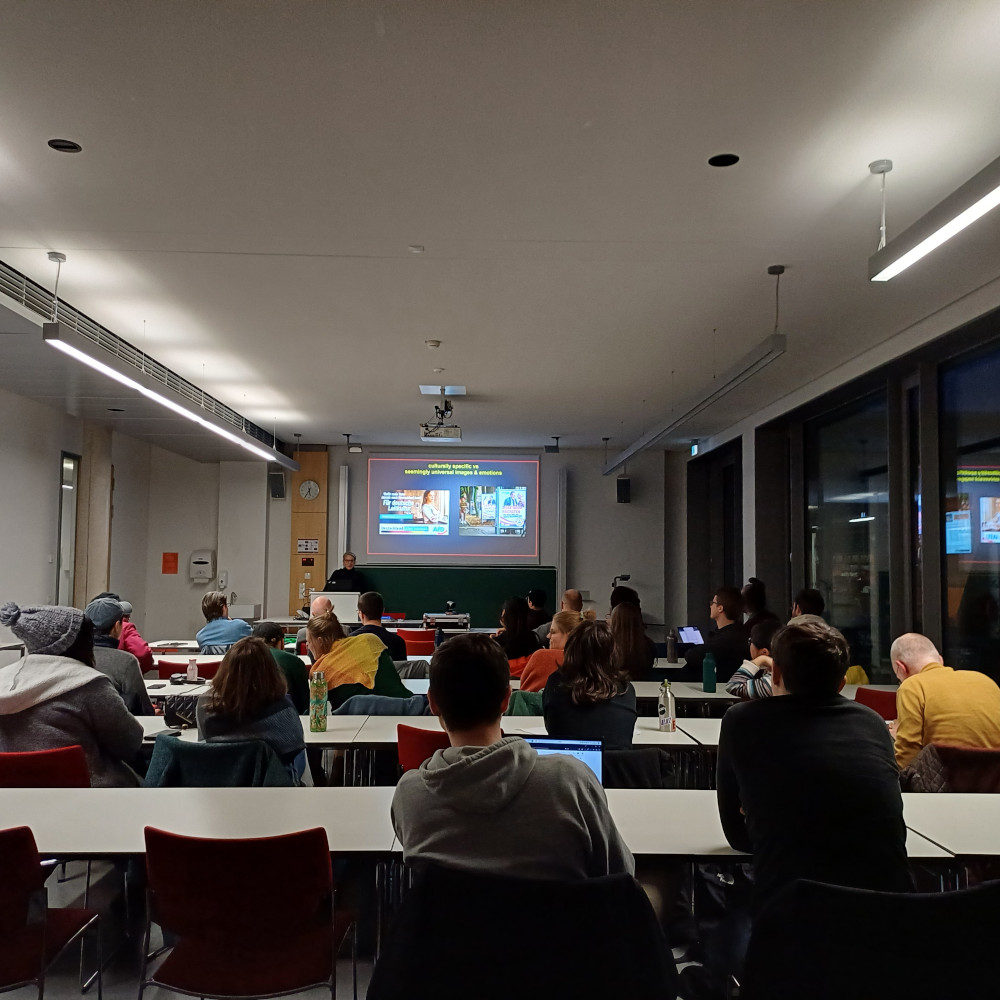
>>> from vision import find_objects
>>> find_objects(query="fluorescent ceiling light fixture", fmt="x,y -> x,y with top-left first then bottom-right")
848,515 -> 876,523
43,323 -> 297,469
603,334 -> 785,474
419,385 -> 466,396
869,154 -> 1000,281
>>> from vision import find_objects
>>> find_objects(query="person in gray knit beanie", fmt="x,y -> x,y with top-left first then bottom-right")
0,602 -> 85,656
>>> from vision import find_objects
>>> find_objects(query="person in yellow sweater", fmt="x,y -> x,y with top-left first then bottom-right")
889,632 -> 1000,768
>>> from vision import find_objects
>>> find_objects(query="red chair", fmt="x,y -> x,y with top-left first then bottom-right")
156,659 -> 222,680
854,687 -> 897,721
383,613 -> 405,621
397,725 -> 451,772
0,826 -> 102,999
397,630 -> 436,658
0,745 -> 91,788
140,826 -> 355,1000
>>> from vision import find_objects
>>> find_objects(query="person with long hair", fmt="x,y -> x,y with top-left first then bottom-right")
492,595 -> 541,677
0,602 -> 143,786
197,636 -> 304,769
519,609 -> 596,692
610,601 -> 656,682
307,609 -> 411,709
543,619 -> 637,746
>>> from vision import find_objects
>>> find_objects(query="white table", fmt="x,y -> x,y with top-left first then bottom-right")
401,679 -> 520,696
139,714 -> 369,746
606,789 -> 952,859
153,654 -> 224,666
902,792 -> 1000,856
148,640 -> 200,654
0,787 -> 397,856
670,682 -> 738,702
144,679 -> 212,700
677,718 -> 722,746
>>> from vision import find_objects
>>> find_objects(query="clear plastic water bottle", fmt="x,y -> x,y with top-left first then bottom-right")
186,657 -> 198,683
658,680 -> 677,731
702,649 -> 717,693
309,670 -> 328,733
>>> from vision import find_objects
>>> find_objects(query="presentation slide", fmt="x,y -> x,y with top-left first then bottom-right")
367,457 -> 539,562
946,470 -> 1000,555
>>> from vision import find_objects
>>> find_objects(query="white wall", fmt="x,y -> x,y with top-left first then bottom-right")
142,446 -> 220,640
663,449 -> 688,627
0,387 -> 82,659
328,445 -> 668,630
217,462 -> 267,611
109,431 -> 151,635
264,486 -> 291,618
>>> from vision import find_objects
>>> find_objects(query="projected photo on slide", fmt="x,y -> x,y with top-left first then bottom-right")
379,489 -> 449,535
459,486 -> 527,537
367,457 -> 539,562
980,496 -> 1000,543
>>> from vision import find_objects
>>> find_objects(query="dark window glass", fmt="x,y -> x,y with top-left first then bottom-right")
940,347 -> 1000,681
804,394 -> 889,680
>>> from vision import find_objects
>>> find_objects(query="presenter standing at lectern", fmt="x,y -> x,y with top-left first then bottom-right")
324,551 -> 368,593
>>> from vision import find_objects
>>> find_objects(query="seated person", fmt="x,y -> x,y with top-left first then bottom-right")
725,619 -> 782,700
741,577 -> 779,632
788,587 -> 826,625
196,636 -> 304,772
85,596 -> 154,715
92,590 -> 153,672
307,610 -> 410,709
391,632 -> 634,879
296,594 -> 332,657
323,551 -> 367,593
353,591 -> 407,661
543,620 -> 637,747
890,631 -> 1000,768
536,588 -> 584,645
609,585 -> 641,613
680,586 -> 749,683
525,589 -> 550,631
520,610 -> 595,693
491,596 -> 541,677
0,602 -> 143,787
610,601 -> 656,682
195,590 -> 252,653
252,621 -> 310,714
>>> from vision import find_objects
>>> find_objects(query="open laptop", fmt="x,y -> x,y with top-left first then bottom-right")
677,625 -> 705,645
524,737 -> 602,783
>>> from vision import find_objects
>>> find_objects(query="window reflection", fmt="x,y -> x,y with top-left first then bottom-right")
804,395 -> 890,680
941,349 -> 1000,681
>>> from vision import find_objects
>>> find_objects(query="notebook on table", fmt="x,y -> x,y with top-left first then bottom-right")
524,737 -> 602,783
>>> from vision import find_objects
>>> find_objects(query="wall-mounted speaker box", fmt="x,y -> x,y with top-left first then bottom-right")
616,477 -> 631,504
268,470 -> 286,499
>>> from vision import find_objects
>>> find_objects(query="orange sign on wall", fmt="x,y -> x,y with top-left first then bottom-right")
162,552 -> 179,574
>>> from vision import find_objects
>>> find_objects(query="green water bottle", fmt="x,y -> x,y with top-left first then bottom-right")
702,648 -> 717,693
309,670 -> 328,732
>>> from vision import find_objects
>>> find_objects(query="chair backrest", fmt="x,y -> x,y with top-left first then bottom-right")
368,864 -> 677,1000
156,659 -> 222,680
397,724 -> 451,771
144,733 -> 293,787
0,826 -> 46,936
396,629 -> 435,641
742,877 -> 1000,1000
144,826 -> 332,947
383,613 -> 405,621
0,746 -> 91,788
853,686 -> 897,720
902,743 -> 1000,793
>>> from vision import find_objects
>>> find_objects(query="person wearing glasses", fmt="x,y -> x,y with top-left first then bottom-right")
680,586 -> 750,684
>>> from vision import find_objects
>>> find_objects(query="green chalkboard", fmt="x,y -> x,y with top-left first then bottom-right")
359,566 -> 557,628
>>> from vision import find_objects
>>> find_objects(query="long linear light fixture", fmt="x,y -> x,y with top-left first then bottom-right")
869,153 -> 1000,282
602,333 -> 786,475
43,322 -> 298,470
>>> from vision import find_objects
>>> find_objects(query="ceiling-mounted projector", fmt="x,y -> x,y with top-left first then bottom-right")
419,423 -> 462,442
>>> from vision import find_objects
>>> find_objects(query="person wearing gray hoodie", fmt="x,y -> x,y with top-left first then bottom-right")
391,633 -> 633,880
0,602 -> 143,787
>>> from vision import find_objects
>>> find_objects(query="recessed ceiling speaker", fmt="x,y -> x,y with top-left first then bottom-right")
616,477 -> 631,504
268,470 -> 286,500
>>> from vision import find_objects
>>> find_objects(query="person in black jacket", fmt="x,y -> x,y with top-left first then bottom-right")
680,586 -> 749,683
543,619 -> 636,747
